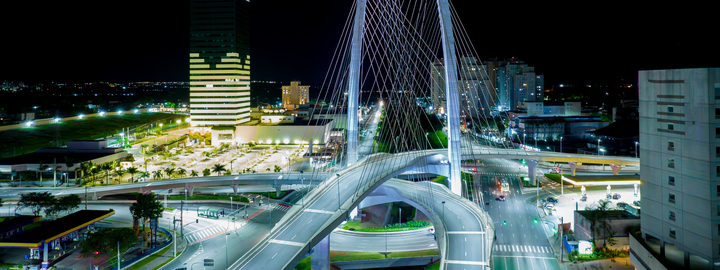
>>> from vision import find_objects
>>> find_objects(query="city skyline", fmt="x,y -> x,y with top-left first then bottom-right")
0,1 -> 715,87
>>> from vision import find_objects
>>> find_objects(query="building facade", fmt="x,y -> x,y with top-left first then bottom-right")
282,81 -> 310,110
634,68 -> 720,269
488,58 -> 543,111
189,0 -> 252,127
430,57 -> 494,117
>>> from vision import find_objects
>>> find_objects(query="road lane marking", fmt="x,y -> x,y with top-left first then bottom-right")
445,260 -> 488,266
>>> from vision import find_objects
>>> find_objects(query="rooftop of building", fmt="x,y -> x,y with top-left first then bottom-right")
516,115 -> 604,122
576,209 -> 639,220
0,216 -> 42,235
0,152 -> 119,166
589,119 -> 639,139
0,210 -> 114,248
239,119 -> 332,127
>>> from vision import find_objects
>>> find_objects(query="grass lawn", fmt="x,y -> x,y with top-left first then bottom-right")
329,249 -> 439,262
427,130 -> 448,149
0,113 -> 179,157
426,261 -> 441,270
152,251 -> 183,270
294,256 -> 311,270
128,241 -> 173,270
342,220 -> 432,233
431,175 -> 448,188
330,251 -> 385,262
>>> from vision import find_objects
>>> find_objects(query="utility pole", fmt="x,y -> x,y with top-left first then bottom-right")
118,241 -> 121,270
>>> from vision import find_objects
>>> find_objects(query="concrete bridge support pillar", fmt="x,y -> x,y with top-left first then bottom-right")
610,164 -> 622,175
311,234 -> 330,270
527,159 -> 539,185
274,185 -> 282,198
568,162 -> 581,176
185,186 -> 195,197
92,192 -> 98,201
231,184 -> 239,195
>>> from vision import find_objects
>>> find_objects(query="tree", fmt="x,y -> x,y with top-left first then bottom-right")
63,156 -> 75,183
114,168 -> 127,184
211,164 -> 226,175
202,168 -> 211,176
129,193 -> 163,243
127,167 -> 138,183
177,168 -> 187,178
100,163 -> 113,186
90,167 -> 101,185
274,165 -> 282,172
190,170 -> 199,177
163,167 -> 176,179
57,194 -> 81,215
16,192 -> 55,216
152,170 -> 163,180
80,227 -> 137,259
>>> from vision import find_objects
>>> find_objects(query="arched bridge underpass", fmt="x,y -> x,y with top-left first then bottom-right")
230,149 -> 499,270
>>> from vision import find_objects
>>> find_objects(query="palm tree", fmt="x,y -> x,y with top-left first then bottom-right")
90,167 -> 101,186
140,144 -> 150,154
115,168 -> 127,184
152,170 -> 163,180
127,167 -> 138,183
100,163 -> 112,186
190,170 -> 199,177
63,156 -> 75,184
163,167 -> 176,179
211,164 -> 226,175
177,168 -> 187,178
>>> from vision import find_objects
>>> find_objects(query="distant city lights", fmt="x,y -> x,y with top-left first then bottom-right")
99,111 -> 106,116
117,110 -> 123,114
25,121 -> 34,127
78,114 -> 85,119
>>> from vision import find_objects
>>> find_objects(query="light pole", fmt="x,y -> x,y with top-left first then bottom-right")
635,141 -> 638,158
523,133 -> 526,146
84,186 -> 88,210
560,136 -> 563,153
597,139 -> 601,155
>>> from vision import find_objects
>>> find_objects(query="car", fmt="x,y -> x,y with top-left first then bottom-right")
612,193 -> 621,199
633,200 -> 641,207
547,197 -> 558,203
496,196 -> 506,201
617,202 -> 629,209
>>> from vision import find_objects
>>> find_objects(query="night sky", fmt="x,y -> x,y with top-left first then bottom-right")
0,1 -> 716,87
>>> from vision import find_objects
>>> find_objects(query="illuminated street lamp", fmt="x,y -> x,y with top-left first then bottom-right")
78,114 -> 85,119
176,120 -> 181,124
134,109 -> 139,114
597,139 -> 601,155
635,142 -> 638,158
99,111 -> 106,116
53,118 -> 60,123
117,110 -> 123,114
25,121 -> 34,127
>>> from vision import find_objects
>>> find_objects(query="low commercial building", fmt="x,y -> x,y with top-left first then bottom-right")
574,209 -> 640,250
0,140 -> 128,180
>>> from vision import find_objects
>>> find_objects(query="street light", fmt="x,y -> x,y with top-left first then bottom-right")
635,142 -> 638,158
560,136 -> 563,153
597,139 -> 601,155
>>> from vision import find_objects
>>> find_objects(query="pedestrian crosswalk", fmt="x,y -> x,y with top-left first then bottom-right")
185,225 -> 226,245
493,244 -> 553,254
275,204 -> 291,212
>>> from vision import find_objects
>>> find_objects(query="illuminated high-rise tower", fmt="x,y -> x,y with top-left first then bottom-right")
189,0 -> 251,127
